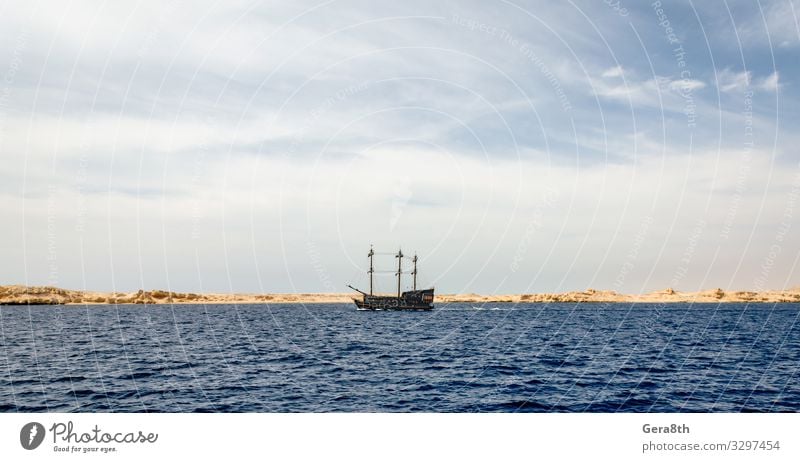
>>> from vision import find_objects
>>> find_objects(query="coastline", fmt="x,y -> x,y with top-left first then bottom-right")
2,285 -> 800,305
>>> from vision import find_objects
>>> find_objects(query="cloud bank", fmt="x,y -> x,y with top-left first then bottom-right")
1,0 -> 798,294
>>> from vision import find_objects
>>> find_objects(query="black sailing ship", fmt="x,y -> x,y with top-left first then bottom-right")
348,247 -> 434,311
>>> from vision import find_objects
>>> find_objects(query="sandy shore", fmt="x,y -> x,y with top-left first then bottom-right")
2,285 -> 800,305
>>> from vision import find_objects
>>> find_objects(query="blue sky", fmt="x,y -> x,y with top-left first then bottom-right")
1,0 -> 798,294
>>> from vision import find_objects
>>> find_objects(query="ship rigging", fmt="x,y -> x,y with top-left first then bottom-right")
347,246 -> 434,311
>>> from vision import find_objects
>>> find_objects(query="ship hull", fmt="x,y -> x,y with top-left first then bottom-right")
353,288 -> 434,311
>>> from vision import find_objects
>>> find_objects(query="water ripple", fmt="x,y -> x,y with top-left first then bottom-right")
0,303 -> 798,412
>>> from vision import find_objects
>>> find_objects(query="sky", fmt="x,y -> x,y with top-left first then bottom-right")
0,0 -> 799,295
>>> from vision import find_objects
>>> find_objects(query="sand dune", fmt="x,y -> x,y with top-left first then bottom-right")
1,285 -> 799,305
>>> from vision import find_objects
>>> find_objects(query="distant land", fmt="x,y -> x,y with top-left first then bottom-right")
2,285 -> 800,305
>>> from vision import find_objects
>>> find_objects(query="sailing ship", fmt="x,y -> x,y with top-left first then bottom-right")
348,247 -> 434,310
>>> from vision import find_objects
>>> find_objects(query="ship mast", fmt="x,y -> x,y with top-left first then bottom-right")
368,246 -> 374,295
395,249 -> 403,298
412,254 -> 417,291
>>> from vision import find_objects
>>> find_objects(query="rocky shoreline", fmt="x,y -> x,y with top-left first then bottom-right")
2,285 -> 800,305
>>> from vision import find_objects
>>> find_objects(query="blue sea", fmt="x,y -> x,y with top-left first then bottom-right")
1,303 -> 798,412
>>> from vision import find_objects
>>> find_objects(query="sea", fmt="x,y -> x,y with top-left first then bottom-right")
1,303 -> 798,412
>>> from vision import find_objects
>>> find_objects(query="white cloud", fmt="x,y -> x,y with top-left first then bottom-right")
717,69 -> 752,93
758,71 -> 780,91
601,66 -> 624,78
668,79 -> 706,92
593,72 -> 705,109
716,69 -> 780,93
